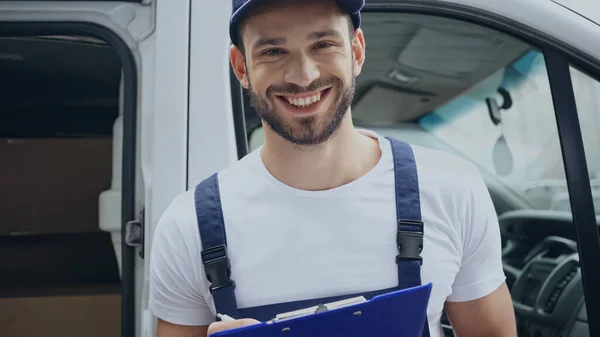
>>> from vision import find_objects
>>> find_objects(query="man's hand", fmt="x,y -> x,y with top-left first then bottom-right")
207,318 -> 261,336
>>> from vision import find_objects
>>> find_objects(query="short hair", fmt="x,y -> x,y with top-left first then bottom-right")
235,14 -> 355,58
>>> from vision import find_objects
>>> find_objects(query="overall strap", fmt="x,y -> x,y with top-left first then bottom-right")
385,137 -> 430,337
194,173 -> 238,315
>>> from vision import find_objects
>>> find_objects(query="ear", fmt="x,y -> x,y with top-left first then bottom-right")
230,45 -> 249,89
351,28 -> 366,77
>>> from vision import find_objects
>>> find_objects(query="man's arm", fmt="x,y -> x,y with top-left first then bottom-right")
156,319 -> 209,337
155,317 -> 260,337
149,194 -> 217,336
444,165 -> 517,337
445,283 -> 516,337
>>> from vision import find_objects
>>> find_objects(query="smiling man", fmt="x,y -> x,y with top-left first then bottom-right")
149,1 -> 517,337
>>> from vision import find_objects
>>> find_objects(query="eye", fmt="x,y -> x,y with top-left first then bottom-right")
262,48 -> 283,56
314,41 -> 333,49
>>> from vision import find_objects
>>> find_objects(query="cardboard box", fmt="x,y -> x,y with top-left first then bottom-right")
0,138 -> 113,235
0,292 -> 120,337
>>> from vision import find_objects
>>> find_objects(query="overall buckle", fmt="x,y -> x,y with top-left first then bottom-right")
396,220 -> 424,265
201,245 -> 236,292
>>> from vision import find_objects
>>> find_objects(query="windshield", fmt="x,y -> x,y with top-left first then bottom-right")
418,50 -> 600,212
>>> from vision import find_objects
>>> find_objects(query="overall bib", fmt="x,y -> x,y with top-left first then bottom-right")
194,137 -> 430,337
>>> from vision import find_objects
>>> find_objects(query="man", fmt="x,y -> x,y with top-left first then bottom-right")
149,0 -> 517,336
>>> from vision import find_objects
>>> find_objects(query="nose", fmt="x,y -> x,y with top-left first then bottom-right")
284,53 -> 320,88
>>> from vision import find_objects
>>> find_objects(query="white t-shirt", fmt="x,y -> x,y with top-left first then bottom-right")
148,130 -> 505,337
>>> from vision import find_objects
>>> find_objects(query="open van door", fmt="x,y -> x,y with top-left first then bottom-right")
0,2 -> 171,337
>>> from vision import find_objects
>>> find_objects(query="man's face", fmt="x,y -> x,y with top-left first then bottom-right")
230,0 -> 366,146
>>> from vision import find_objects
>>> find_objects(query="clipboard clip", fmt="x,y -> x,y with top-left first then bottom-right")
271,296 -> 367,323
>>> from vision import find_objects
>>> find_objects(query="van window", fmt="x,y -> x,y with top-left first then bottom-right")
417,50 -> 565,211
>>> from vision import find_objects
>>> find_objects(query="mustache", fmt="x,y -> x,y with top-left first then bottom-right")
266,77 -> 342,96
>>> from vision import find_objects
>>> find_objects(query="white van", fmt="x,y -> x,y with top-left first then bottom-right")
1,1 -> 600,337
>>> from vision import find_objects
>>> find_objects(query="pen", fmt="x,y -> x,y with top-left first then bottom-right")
217,313 -> 236,321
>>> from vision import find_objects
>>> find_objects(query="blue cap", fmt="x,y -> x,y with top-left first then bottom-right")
230,0 -> 365,46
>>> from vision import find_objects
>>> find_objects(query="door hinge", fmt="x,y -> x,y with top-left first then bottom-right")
125,208 -> 145,259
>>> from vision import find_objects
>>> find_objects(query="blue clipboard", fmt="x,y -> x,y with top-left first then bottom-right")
210,283 -> 432,337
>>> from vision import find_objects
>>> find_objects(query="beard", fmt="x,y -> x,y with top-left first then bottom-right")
248,69 -> 356,146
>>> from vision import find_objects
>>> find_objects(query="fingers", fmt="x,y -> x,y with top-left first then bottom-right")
207,318 -> 261,336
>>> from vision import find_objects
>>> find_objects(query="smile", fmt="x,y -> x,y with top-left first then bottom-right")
276,87 -> 332,109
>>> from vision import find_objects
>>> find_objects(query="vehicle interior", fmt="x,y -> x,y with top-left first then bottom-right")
243,12 -> 598,337
0,35 -> 123,337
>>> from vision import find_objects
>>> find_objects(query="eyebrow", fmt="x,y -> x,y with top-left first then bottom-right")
252,29 -> 343,49
308,29 -> 342,40
253,37 -> 286,49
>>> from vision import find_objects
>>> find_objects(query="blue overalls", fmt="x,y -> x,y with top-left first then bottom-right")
194,137 -> 430,337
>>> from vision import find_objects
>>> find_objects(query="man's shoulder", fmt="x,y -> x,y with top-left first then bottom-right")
169,149 -> 260,224
155,188 -> 198,240
378,135 -> 480,184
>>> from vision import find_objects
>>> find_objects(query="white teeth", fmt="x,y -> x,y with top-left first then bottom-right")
284,92 -> 322,108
